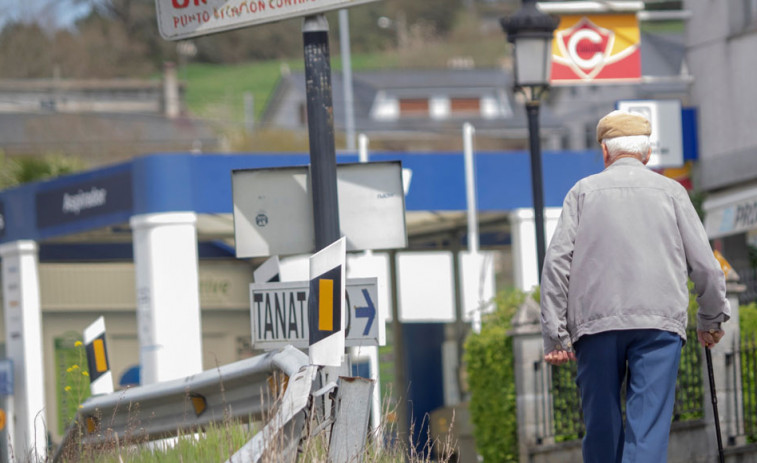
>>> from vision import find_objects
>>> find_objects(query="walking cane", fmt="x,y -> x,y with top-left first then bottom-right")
705,347 -> 725,463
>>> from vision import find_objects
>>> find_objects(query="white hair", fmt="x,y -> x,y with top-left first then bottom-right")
602,135 -> 651,161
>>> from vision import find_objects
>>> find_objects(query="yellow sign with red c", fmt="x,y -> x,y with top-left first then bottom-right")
551,13 -> 641,83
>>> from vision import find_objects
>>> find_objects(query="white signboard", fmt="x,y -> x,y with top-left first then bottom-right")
156,0 -> 381,41
250,277 -> 380,350
617,99 -> 684,168
232,161 -> 407,258
396,251 -> 496,322
702,184 -> 757,239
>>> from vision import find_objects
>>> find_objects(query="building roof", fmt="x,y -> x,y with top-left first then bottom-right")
0,112 -> 218,162
261,68 -> 565,138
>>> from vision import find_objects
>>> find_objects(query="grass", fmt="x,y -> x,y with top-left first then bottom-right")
179,10 -> 505,132
57,420 -> 255,463
181,51 -> 400,129
56,386 -> 457,463
182,59 -> 300,128
57,413 -> 457,463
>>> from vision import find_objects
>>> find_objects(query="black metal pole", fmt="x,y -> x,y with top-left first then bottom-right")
303,15 -> 341,251
705,347 -> 726,463
526,99 -> 546,281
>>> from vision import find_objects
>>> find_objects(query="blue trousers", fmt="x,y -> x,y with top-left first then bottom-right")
574,329 -> 683,463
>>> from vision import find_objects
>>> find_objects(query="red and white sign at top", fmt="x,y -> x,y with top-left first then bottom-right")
538,2 -> 643,84
156,0 -> 381,41
550,13 -> 641,83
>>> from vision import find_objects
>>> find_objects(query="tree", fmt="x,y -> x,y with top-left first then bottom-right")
0,150 -> 87,190
0,22 -> 55,78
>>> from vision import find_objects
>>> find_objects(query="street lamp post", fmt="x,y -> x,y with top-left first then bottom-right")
501,0 -> 558,282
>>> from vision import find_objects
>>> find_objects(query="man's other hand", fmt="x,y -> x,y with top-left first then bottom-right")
697,329 -> 725,349
544,349 -> 576,365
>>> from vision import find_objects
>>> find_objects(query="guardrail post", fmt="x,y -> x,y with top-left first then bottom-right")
705,277 -> 746,454
509,296 -> 553,463
328,376 -> 375,463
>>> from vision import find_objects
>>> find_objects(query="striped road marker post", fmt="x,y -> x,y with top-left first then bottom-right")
308,237 -> 346,367
83,316 -> 114,396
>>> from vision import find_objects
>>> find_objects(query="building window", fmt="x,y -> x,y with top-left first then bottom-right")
450,98 -> 481,115
399,98 -> 429,117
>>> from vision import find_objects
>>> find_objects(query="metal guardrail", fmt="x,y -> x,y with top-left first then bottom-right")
226,365 -> 319,463
54,345 -> 308,460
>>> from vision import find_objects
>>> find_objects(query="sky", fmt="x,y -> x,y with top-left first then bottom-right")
0,0 -> 92,30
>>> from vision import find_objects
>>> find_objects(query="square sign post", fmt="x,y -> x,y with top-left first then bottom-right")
153,1 -> 383,254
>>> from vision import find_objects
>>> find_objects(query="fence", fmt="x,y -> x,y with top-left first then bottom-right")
734,267 -> 757,304
735,332 -> 757,443
512,285 -> 757,462
533,328 -> 705,443
533,330 -> 757,445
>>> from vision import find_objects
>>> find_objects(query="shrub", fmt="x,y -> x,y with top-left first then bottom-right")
463,288 -> 527,463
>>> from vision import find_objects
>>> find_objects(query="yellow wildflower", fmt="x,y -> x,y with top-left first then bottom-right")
74,341 -> 83,347
70,365 -> 79,370
82,371 -> 89,377
64,386 -> 72,392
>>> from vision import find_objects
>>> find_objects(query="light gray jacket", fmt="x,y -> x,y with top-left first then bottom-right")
540,157 -> 730,353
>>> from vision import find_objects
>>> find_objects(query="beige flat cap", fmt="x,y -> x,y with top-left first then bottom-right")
596,110 -> 651,143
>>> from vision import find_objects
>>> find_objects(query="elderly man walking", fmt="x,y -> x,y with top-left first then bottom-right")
540,110 -> 731,463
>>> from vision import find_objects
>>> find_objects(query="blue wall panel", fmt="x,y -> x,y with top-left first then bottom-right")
0,150 -> 605,244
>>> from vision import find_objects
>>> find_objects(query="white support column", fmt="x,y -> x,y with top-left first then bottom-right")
0,241 -> 47,462
510,208 -> 562,292
510,297 -> 554,462
130,212 -> 203,385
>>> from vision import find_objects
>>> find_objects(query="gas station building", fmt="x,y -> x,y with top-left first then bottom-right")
0,150 -> 603,451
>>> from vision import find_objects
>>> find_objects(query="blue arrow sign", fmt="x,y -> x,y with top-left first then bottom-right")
355,289 -> 376,336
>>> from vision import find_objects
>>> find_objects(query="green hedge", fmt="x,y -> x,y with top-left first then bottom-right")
740,302 -> 757,443
463,285 -> 753,460
463,289 -> 528,463
741,302 -> 757,333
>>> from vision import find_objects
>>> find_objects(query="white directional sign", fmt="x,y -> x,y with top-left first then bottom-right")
156,0 -> 382,41
250,277 -> 380,350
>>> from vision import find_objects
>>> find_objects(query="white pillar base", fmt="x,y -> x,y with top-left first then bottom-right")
130,212 -> 203,385
0,241 -> 47,462
510,208 -> 562,293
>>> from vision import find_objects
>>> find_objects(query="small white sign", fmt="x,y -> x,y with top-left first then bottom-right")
250,278 -> 379,350
232,161 -> 407,258
156,0 -> 382,41
617,99 -> 684,168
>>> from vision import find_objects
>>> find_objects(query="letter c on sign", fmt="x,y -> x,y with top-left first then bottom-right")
568,29 -> 603,69
173,0 -> 190,8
